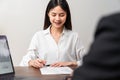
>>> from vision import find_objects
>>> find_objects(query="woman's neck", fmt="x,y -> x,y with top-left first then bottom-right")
50,26 -> 64,44
50,26 -> 63,35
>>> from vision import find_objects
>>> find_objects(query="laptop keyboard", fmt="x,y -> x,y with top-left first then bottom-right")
0,75 -> 14,80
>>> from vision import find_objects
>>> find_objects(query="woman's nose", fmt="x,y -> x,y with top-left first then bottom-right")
55,15 -> 60,20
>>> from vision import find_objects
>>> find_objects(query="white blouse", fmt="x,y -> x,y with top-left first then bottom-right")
20,27 -> 85,66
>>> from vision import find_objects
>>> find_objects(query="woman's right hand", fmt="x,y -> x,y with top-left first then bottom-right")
28,59 -> 46,68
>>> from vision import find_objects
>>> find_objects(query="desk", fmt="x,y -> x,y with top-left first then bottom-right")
15,67 -> 70,80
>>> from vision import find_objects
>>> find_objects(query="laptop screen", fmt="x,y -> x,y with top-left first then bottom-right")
0,36 -> 14,75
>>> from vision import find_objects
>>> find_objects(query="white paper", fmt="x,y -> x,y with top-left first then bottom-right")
40,67 -> 73,75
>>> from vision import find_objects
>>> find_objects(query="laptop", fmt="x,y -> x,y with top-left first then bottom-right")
0,35 -> 40,80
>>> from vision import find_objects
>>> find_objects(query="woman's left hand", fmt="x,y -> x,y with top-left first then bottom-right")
50,61 -> 77,67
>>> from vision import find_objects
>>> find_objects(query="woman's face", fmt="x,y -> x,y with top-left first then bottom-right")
48,6 -> 67,29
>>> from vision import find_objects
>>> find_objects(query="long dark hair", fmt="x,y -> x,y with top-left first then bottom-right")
43,0 -> 72,30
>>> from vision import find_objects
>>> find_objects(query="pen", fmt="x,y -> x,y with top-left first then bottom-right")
45,64 -> 50,67
34,49 -> 39,58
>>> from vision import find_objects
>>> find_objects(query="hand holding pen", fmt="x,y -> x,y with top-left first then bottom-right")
28,50 -> 47,68
28,59 -> 46,68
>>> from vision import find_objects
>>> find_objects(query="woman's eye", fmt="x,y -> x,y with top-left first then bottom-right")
60,14 -> 64,17
51,14 -> 56,17
50,13 -> 65,17
60,13 -> 65,17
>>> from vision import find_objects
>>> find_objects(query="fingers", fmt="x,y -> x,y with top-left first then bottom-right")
51,63 -> 63,67
37,59 -> 46,64
50,62 -> 71,67
29,59 -> 46,68
34,60 -> 44,68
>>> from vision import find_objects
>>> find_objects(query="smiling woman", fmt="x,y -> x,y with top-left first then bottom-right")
20,0 -> 85,69
1,0 -> 120,66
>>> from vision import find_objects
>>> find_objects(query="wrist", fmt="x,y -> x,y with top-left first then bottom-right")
69,62 -> 77,67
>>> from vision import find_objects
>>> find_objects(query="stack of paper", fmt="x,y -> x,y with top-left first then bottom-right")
40,67 -> 73,75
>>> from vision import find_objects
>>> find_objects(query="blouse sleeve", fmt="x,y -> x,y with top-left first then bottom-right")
19,33 -> 39,66
75,33 -> 86,66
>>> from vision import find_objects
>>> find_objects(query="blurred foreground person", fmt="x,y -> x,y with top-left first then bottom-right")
72,13 -> 120,80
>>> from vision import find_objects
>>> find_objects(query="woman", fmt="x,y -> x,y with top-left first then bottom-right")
20,0 -> 85,68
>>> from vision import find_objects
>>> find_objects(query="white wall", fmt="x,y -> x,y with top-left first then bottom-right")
0,0 -> 120,66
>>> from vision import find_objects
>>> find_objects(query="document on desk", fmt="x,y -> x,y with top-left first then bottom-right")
40,67 -> 73,75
